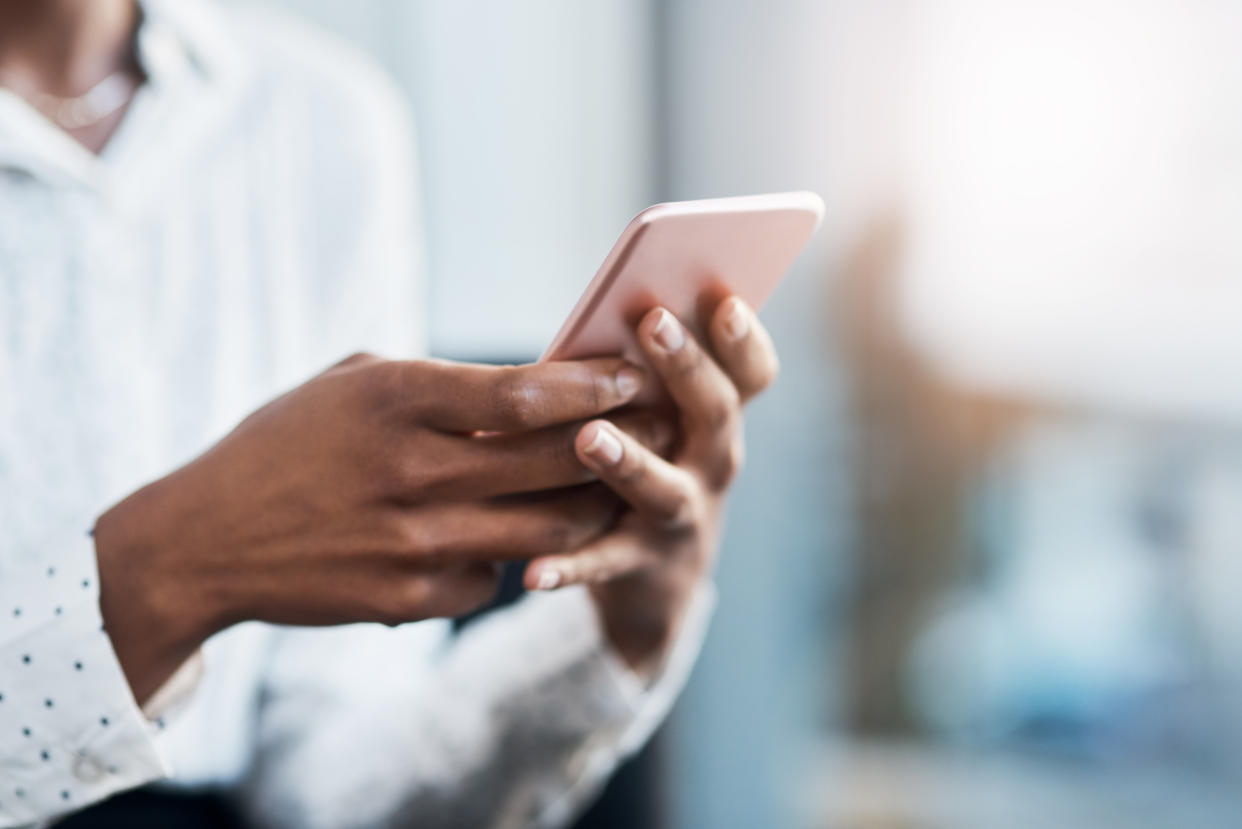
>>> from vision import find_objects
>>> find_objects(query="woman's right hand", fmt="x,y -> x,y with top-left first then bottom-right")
94,353 -> 658,702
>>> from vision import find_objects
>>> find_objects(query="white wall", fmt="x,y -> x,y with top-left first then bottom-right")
255,0 -> 659,358
900,0 -> 1242,421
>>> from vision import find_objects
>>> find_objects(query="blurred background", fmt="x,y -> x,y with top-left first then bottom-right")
246,1 -> 1242,826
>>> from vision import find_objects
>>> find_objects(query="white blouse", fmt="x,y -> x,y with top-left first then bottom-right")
0,1 -> 711,826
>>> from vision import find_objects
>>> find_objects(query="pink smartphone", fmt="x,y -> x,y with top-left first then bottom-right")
542,191 -> 824,401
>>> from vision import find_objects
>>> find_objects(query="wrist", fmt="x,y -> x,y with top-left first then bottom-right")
94,476 -> 219,703
590,571 -> 694,680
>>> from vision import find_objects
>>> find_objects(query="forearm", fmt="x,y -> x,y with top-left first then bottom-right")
590,569 -> 700,681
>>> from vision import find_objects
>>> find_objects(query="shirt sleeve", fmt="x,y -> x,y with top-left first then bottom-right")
0,535 -> 171,829
239,582 -> 715,829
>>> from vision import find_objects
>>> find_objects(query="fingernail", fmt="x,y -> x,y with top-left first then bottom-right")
651,309 -> 685,353
724,298 -> 750,340
535,569 -> 561,590
584,424 -> 624,465
615,365 -> 642,399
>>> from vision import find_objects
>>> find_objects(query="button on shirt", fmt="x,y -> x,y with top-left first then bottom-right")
0,2 -> 713,827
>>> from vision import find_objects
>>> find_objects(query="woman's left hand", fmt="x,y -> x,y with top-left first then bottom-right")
524,296 -> 780,678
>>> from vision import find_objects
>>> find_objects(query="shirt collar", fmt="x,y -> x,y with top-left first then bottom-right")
139,0 -> 248,89
0,0 -> 251,198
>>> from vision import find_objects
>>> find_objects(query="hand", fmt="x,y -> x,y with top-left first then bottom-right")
524,297 -> 779,678
95,353 -> 652,702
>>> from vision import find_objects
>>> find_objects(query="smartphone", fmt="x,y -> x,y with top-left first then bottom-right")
542,191 -> 824,401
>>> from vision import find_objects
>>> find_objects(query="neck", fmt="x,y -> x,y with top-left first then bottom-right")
0,0 -> 139,96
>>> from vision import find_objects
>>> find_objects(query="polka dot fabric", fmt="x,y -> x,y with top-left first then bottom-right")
0,537 -> 170,827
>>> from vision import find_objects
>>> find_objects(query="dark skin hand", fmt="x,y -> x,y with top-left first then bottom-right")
95,355 -> 662,702
528,296 -> 780,679
6,0 -> 786,694
97,296 -> 779,699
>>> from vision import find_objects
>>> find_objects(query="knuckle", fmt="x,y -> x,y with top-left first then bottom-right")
711,437 -> 746,488
750,351 -> 780,395
698,388 -> 740,432
653,419 -> 678,456
390,516 -> 433,559
655,480 -> 698,526
375,578 -> 431,627
588,367 -> 609,413
490,368 -> 542,429
362,360 -> 412,413
329,351 -> 380,373
373,444 -> 422,495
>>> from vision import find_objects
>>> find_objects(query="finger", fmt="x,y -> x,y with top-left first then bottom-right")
573,420 -> 701,526
327,351 -> 385,373
407,409 -> 676,500
707,297 -> 779,402
636,307 -> 740,469
385,485 -> 621,563
382,562 -> 500,623
525,529 -> 651,590
390,358 -> 644,432
611,408 -> 678,459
